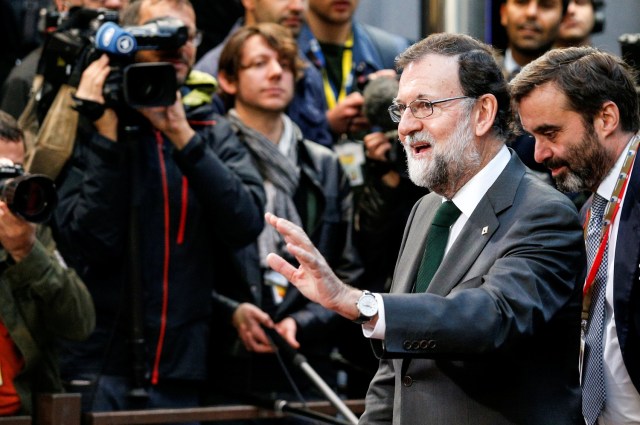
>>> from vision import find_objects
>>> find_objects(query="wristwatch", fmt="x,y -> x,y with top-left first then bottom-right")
354,290 -> 378,324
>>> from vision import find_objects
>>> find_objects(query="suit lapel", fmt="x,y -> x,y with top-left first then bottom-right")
398,152 -> 525,377
427,204 -> 500,295
426,152 -> 525,296
613,155 -> 640,371
390,195 -> 440,294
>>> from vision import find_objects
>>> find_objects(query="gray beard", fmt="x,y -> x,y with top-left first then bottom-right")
403,115 -> 480,195
548,125 -> 614,193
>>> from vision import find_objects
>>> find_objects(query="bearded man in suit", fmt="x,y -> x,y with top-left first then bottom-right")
263,32 -> 586,425
511,46 -> 640,425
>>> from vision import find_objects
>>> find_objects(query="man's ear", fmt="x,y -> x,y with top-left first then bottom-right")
217,71 -> 238,97
473,94 -> 498,138
594,101 -> 620,138
499,3 -> 508,27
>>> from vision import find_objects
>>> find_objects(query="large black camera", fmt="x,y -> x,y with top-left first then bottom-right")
40,8 -> 188,108
93,18 -> 188,107
0,163 -> 57,223
38,8 -> 120,88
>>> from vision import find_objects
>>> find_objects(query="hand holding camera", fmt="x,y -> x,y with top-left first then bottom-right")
136,91 -> 195,150
0,159 -> 55,262
0,201 -> 36,263
75,54 -> 119,140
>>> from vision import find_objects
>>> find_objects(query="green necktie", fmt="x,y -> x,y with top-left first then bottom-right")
414,201 -> 462,293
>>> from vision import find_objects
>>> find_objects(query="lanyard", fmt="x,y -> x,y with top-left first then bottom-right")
310,34 -> 354,109
581,134 -> 640,321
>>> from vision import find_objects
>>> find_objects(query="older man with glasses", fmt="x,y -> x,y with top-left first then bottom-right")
263,32 -> 587,425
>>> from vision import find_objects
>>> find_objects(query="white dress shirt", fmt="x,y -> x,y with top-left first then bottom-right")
364,145 -> 511,339
503,48 -> 521,77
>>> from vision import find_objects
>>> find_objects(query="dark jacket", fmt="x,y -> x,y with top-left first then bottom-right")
211,130 -> 363,395
298,20 -> 410,87
53,85 -> 265,383
361,154 -> 585,425
581,156 -> 640,394
0,226 -> 94,414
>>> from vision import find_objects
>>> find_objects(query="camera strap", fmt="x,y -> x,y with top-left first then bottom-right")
310,34 -> 354,109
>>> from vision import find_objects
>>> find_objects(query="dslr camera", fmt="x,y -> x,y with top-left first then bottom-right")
0,163 -> 57,223
40,8 -> 188,108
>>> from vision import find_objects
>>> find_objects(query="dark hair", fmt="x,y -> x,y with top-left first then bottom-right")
217,23 -> 305,107
120,0 -> 194,26
510,46 -> 639,133
396,33 -> 512,141
0,111 -> 24,143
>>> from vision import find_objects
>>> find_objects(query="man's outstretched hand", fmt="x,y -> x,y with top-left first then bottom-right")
265,212 -> 360,321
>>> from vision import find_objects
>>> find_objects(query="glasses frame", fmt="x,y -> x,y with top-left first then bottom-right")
189,30 -> 203,47
388,95 -> 471,122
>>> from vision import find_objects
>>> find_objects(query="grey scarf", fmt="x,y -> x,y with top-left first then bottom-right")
227,110 -> 303,268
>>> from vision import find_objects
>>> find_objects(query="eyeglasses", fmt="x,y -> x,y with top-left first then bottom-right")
188,30 -> 203,47
388,96 -> 471,122
239,56 -> 293,72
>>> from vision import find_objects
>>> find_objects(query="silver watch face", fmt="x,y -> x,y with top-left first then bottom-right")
358,293 -> 378,317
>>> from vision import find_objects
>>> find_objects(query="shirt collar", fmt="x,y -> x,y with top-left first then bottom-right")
450,145 -> 511,218
596,135 -> 636,201
504,48 -> 521,76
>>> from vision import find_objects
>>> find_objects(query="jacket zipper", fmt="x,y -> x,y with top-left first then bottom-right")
151,130 -> 171,385
177,177 -> 188,245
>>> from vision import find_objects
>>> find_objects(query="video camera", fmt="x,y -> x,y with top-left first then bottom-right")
40,8 -> 189,108
0,163 -> 57,223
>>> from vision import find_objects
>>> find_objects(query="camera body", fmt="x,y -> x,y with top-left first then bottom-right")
93,18 -> 188,107
40,8 -> 188,108
0,163 -> 57,223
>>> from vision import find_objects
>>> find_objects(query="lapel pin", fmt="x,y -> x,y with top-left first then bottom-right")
481,226 -> 488,235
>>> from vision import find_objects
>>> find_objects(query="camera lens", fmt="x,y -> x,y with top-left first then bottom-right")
0,175 -> 58,223
123,63 -> 177,107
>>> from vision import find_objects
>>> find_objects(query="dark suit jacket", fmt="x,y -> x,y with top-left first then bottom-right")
359,153 -> 586,425
582,155 -> 640,394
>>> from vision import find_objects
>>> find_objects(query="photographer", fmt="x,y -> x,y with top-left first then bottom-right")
52,0 -> 265,417
0,0 -> 128,120
0,110 -> 94,415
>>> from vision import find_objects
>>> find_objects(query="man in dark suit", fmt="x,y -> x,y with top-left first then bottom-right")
264,33 -> 586,425
511,46 -> 640,425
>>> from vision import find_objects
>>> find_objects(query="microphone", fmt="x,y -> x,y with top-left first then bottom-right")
95,21 -> 137,56
362,75 -> 407,172
362,76 -> 399,137
261,326 -> 359,425
262,326 -> 306,367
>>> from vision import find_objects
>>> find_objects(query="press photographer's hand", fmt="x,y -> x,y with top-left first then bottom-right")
136,91 -> 195,150
75,54 -> 118,140
364,131 -> 392,162
232,303 -> 275,353
0,202 -> 35,263
327,92 -> 369,135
